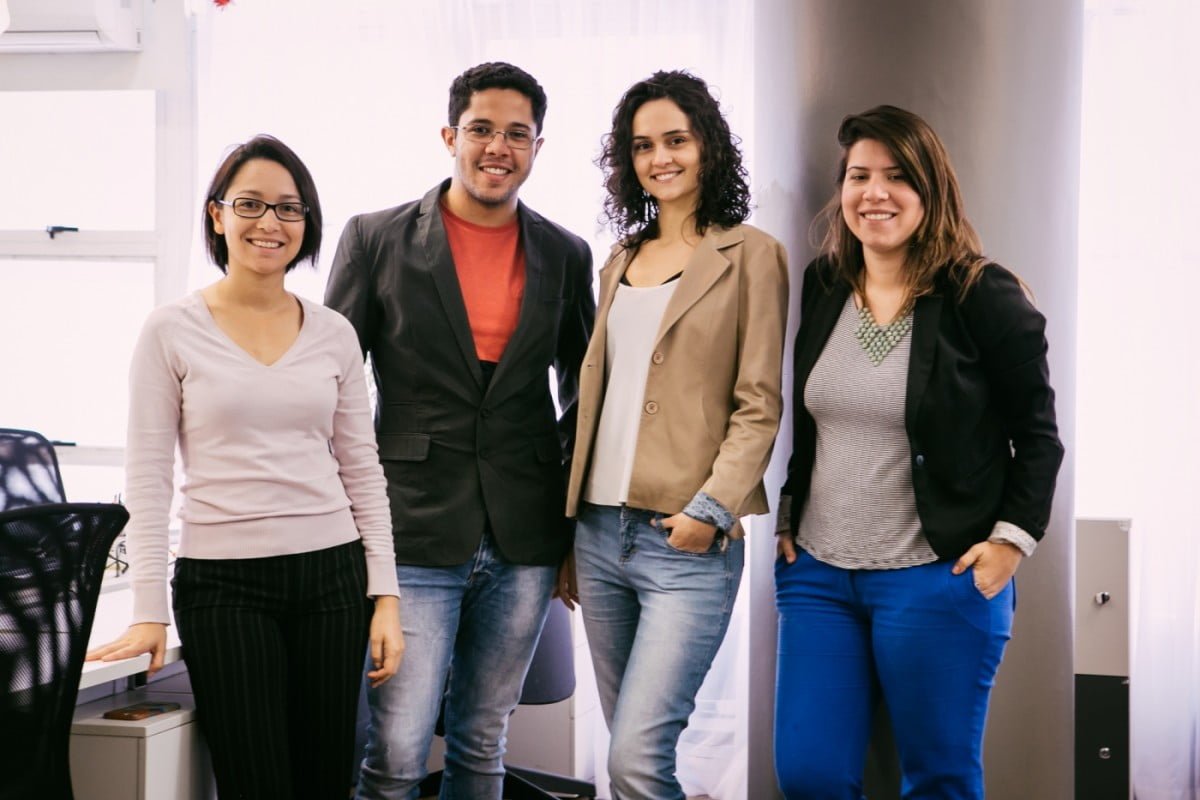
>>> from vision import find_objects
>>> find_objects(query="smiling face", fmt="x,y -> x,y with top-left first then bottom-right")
841,138 -> 925,266
207,158 -> 305,278
442,87 -> 542,219
630,98 -> 702,214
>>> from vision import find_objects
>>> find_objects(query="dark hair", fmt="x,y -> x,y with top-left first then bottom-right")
202,134 -> 322,274
447,62 -> 547,133
816,104 -> 985,300
598,70 -> 750,247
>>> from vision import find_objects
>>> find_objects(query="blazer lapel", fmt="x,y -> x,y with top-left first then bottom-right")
418,183 -> 484,390
594,245 -> 632,335
576,244 -> 630,395
487,204 -> 546,396
793,276 -> 849,392
905,292 -> 943,432
654,227 -> 738,345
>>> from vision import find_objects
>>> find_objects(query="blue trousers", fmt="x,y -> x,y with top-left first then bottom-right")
774,550 -> 1014,800
356,532 -> 556,800
575,502 -> 744,800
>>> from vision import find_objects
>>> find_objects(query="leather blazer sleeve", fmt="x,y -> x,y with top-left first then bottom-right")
325,214 -> 379,357
554,237 -> 596,479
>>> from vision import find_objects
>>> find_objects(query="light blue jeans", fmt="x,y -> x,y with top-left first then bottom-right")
574,502 -> 744,800
355,532 -> 557,800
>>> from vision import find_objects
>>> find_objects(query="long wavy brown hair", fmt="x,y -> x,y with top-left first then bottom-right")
815,105 -> 986,301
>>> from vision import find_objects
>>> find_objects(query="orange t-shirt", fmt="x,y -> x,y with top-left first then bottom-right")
441,204 -> 526,363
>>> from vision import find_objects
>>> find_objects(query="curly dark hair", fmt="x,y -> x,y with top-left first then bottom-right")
598,70 -> 750,246
448,62 -> 547,133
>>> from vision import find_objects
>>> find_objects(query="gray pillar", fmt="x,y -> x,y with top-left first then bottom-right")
750,2 -> 1081,798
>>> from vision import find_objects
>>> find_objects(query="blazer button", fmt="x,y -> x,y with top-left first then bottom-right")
480,407 -> 492,419
644,401 -> 659,415
479,449 -> 491,460
651,352 -> 665,365
914,454 -> 925,468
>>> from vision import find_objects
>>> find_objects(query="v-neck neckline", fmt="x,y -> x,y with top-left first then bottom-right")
195,291 -> 307,369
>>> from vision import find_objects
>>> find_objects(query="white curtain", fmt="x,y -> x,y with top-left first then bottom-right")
191,2 -> 756,796
1078,1 -> 1200,797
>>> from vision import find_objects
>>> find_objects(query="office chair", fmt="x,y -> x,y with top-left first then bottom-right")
0,427 -> 67,510
501,600 -> 595,799
411,601 -> 596,799
0,502 -> 130,800
0,428 -> 127,576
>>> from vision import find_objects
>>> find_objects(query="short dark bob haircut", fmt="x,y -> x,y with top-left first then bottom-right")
448,61 -> 548,133
202,134 -> 322,274
599,70 -> 750,247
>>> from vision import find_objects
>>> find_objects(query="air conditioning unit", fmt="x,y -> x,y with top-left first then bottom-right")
0,0 -> 143,53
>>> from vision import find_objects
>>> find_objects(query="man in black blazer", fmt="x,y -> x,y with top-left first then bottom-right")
325,62 -> 594,800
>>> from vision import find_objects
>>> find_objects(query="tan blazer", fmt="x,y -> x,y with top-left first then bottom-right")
566,224 -> 788,535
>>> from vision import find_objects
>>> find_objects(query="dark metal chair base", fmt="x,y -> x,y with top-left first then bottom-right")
418,766 -> 596,799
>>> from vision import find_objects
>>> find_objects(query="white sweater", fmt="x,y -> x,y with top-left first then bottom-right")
124,291 -> 399,624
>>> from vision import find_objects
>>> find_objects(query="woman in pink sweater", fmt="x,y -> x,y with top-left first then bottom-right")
87,135 -> 402,800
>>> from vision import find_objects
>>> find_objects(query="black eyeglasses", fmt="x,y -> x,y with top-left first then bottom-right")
451,123 -> 537,150
215,197 -> 309,222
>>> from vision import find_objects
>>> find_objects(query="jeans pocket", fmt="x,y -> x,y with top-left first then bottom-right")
659,523 -> 723,556
945,563 -> 1015,635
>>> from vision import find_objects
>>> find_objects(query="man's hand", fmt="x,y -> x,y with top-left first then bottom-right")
552,552 -> 579,610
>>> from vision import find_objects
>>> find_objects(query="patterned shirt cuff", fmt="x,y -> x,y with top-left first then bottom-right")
775,494 -> 792,535
988,521 -> 1037,557
683,491 -> 737,534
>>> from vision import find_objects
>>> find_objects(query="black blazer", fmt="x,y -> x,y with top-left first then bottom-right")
782,257 -> 1063,559
325,180 -> 595,567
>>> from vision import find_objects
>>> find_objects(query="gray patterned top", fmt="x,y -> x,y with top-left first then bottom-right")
797,295 -> 938,568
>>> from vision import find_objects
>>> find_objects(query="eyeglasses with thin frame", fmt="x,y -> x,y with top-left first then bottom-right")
215,197 -> 309,222
451,123 -> 537,150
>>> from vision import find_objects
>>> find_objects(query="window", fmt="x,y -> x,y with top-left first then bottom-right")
0,90 -> 158,460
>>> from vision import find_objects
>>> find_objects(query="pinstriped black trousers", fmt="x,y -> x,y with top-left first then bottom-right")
172,540 -> 373,800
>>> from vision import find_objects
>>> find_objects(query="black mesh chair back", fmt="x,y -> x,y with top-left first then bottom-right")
0,428 -> 67,511
0,503 -> 129,800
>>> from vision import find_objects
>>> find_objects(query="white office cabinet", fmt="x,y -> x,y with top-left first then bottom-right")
70,690 -> 215,800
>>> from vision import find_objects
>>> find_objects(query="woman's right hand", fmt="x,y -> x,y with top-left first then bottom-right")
776,532 -> 798,564
85,623 -> 168,676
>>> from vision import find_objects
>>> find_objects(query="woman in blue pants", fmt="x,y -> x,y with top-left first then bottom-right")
774,105 -> 1063,799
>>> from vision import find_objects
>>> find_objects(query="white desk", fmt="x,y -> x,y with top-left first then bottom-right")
81,581 -> 182,689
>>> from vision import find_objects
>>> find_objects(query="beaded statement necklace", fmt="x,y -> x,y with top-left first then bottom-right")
854,296 -> 913,366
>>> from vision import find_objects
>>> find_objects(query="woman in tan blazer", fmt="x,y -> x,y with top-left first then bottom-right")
564,70 -> 788,800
